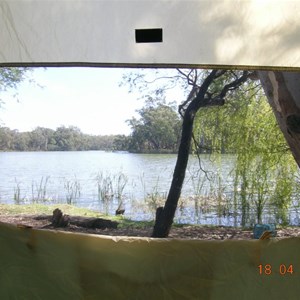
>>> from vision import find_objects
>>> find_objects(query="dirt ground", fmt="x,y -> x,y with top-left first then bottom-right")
1,214 -> 300,240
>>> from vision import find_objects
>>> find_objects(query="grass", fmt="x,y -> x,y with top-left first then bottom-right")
0,203 -> 157,229
0,203 -> 202,231
3,203 -> 291,238
0,203 -> 101,217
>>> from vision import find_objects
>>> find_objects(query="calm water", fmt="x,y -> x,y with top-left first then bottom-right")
0,151 -> 299,226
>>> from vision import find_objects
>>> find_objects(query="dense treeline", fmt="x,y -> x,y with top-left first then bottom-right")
0,125 -> 130,152
0,99 -> 183,153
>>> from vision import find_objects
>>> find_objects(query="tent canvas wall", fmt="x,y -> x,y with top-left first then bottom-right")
0,0 -> 300,69
1,222 -> 300,300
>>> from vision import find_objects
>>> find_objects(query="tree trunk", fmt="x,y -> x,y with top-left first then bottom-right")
152,70 -> 220,238
151,70 -> 249,238
258,71 -> 300,167
152,109 -> 195,237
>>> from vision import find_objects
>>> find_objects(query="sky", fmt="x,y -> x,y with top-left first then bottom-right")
0,67 -> 160,136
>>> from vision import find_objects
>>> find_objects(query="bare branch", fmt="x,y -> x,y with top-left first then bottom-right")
143,75 -> 183,84
191,132 -> 213,181
218,71 -> 250,99
176,69 -> 199,86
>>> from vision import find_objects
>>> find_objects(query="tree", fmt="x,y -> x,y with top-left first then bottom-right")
152,70 -> 252,237
29,127 -> 53,151
113,134 -> 130,151
0,123 -> 130,152
0,67 -> 31,107
0,127 -> 14,150
127,102 -> 181,153
121,69 -> 254,237
0,67 -> 32,146
258,71 -> 300,167
0,68 -> 30,90
53,126 -> 84,151
194,81 -> 297,226
14,132 -> 30,151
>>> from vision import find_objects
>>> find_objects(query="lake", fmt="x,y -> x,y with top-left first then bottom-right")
0,151 -> 299,226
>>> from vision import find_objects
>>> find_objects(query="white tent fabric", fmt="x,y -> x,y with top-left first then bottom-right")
0,0 -> 300,68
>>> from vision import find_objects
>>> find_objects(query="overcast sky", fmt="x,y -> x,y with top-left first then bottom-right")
0,67 -> 146,135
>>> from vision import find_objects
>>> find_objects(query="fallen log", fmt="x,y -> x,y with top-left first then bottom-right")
69,216 -> 118,229
33,209 -> 119,229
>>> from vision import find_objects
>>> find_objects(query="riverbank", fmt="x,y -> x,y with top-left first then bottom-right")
0,204 -> 300,239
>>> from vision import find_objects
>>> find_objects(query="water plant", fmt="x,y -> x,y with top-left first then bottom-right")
139,172 -> 147,200
13,178 -> 25,204
113,172 -> 128,211
31,176 -> 50,203
94,171 -> 114,215
143,175 -> 167,218
95,172 -> 113,201
64,176 -> 81,205
7,153 -> 298,226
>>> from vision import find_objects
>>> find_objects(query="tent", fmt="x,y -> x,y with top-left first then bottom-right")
0,0 -> 300,69
1,1 -> 300,299
1,222 -> 300,300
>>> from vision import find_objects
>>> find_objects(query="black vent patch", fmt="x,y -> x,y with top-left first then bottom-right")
135,28 -> 163,43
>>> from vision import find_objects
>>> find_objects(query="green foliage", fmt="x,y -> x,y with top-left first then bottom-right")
122,69 -> 298,226
112,134 -> 130,151
0,67 -> 31,92
0,125 -> 131,152
194,82 -> 298,225
54,126 -> 84,151
0,203 -> 106,218
0,67 -> 32,109
127,103 -> 181,152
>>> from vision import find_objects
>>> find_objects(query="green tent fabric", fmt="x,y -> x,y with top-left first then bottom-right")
0,222 -> 299,299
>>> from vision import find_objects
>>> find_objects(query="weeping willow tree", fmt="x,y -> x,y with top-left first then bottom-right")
194,82 -> 298,226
